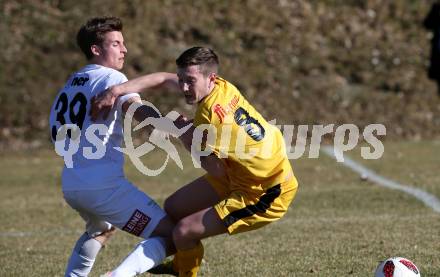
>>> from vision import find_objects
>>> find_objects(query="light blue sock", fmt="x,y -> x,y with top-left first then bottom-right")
65,232 -> 102,277
111,237 -> 167,277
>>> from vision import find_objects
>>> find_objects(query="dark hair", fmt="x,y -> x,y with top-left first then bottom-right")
76,16 -> 123,60
176,47 -> 219,76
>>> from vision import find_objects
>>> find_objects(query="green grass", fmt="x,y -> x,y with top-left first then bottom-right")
347,140 -> 440,198
0,142 -> 439,276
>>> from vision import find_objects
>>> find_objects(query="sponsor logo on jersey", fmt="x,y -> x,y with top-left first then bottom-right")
213,104 -> 226,123
122,209 -> 151,236
212,95 -> 239,123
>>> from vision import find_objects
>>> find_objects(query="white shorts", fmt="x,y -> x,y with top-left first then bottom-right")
63,180 -> 166,239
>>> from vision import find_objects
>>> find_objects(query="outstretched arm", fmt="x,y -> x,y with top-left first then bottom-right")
91,72 -> 179,121
114,72 -> 179,95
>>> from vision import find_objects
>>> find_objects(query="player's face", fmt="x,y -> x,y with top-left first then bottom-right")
177,65 -> 216,105
93,31 -> 127,70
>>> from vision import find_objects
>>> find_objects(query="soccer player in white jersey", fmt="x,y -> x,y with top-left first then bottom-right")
49,17 -> 176,277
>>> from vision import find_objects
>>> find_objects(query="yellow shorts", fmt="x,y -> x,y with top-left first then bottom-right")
205,174 -> 298,235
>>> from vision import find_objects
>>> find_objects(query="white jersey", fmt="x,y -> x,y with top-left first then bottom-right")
49,64 -> 139,191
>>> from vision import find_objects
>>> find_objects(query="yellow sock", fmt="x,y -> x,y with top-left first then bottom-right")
172,254 -> 179,273
175,242 -> 204,277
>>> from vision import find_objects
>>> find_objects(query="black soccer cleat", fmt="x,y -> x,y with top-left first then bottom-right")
147,260 -> 178,276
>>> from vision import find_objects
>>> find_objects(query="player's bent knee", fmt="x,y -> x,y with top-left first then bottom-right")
172,219 -> 197,243
93,226 -> 116,246
151,216 -> 175,238
172,226 -> 186,245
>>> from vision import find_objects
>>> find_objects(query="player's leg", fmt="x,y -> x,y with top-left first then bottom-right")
63,190 -> 116,277
173,207 -> 227,249
171,179 -> 298,277
112,177 -> 219,277
93,226 -> 117,246
96,182 -> 174,277
110,237 -> 169,277
110,216 -> 176,277
64,212 -> 113,277
149,175 -> 226,276
65,232 -> 102,277
164,175 -> 225,222
172,207 -> 228,277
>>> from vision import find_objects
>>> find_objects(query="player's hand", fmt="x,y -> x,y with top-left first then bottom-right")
90,87 -> 118,121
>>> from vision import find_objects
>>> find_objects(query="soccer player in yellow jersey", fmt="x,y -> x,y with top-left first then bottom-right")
91,47 -> 298,277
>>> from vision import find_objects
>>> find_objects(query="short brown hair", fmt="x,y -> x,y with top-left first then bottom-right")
76,16 -> 123,60
176,47 -> 219,76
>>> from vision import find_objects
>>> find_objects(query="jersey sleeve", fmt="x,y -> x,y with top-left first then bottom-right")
115,93 -> 141,111
194,105 -> 212,126
104,71 -> 141,113
104,70 -> 128,88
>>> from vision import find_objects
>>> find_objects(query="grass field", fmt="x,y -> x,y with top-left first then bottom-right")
0,141 -> 439,276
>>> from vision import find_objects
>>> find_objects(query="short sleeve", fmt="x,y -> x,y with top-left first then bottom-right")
194,107 -> 211,126
116,93 -> 141,111
102,71 -> 140,112
104,71 -> 128,89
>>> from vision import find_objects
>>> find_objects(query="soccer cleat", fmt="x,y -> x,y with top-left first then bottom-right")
147,259 -> 178,276
99,272 -> 113,277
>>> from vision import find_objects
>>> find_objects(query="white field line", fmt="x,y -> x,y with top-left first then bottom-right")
321,146 -> 440,213
0,229 -> 83,238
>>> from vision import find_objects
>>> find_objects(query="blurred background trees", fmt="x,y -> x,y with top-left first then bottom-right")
1,0 -> 439,149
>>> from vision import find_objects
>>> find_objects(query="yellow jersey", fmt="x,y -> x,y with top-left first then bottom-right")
194,77 -> 296,195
